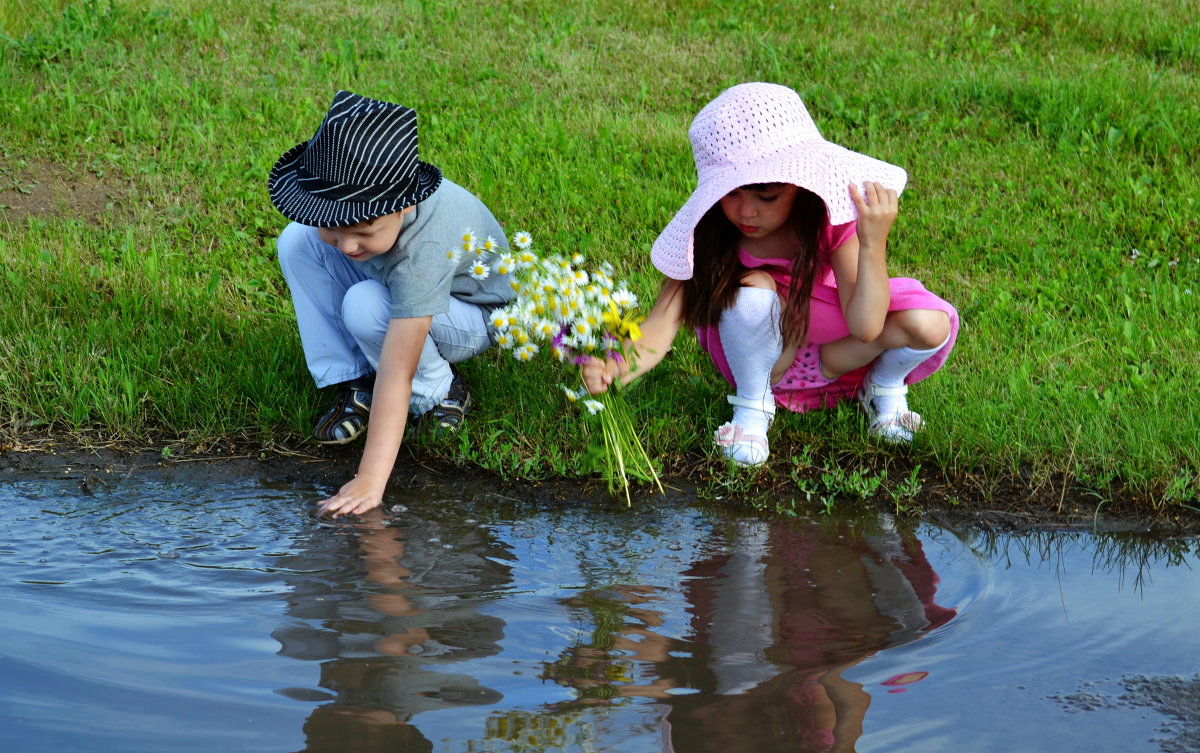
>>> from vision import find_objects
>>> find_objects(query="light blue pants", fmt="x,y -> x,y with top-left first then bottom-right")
277,223 -> 493,415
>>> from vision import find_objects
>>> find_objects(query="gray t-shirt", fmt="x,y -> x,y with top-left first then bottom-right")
358,179 -> 513,319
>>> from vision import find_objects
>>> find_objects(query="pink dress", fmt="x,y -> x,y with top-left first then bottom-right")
695,220 -> 960,412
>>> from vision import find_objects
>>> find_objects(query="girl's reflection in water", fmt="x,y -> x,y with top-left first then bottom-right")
272,510 -> 512,753
542,518 -> 956,753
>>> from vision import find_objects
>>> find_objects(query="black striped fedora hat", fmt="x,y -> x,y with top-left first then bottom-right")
268,90 -> 442,227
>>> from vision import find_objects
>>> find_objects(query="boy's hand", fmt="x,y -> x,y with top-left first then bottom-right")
849,181 -> 898,253
317,475 -> 387,518
581,355 -> 615,395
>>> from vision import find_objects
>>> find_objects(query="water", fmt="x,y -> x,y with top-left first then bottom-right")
1,474 -> 1198,753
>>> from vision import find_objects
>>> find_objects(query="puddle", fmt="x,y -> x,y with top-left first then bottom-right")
1,474 -> 1198,752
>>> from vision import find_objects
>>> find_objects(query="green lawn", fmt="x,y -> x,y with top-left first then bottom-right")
1,0 -> 1197,511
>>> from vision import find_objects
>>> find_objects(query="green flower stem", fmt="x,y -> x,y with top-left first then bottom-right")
592,381 -> 663,505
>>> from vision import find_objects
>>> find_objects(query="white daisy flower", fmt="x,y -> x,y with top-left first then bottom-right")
469,261 -> 491,280
610,288 -> 638,309
446,247 -> 462,264
495,254 -> 516,275
582,399 -> 605,415
490,309 -> 512,331
534,319 -> 558,339
512,231 -> 533,249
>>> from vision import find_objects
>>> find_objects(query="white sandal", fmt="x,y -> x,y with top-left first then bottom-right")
713,395 -> 775,466
858,382 -> 923,444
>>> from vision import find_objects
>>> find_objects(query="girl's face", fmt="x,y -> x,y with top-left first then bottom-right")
719,183 -> 798,241
318,205 -> 414,262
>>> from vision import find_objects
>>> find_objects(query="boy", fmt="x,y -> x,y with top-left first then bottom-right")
268,90 -> 512,517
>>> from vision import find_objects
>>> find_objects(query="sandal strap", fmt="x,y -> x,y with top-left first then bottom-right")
726,394 -> 776,415
861,382 -> 909,399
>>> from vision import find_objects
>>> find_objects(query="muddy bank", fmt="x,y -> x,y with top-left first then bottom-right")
1,432 -> 1197,535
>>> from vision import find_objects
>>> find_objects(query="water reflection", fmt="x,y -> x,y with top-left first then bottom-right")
536,516 -> 956,752
271,510 -> 512,752
3,473 -> 1198,753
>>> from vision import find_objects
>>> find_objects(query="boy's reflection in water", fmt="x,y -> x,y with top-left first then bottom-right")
272,510 -> 512,752
543,519 -> 956,753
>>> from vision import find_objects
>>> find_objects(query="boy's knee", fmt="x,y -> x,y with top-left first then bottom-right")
276,222 -> 317,269
341,280 -> 390,336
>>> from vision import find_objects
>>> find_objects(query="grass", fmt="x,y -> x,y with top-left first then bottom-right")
0,0 -> 1197,513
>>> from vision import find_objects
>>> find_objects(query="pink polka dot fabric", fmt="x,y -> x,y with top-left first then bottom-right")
651,82 -> 908,280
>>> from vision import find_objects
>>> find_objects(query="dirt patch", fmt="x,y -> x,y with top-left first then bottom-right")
0,158 -> 131,224
1051,675 -> 1200,753
1,430 -> 1196,535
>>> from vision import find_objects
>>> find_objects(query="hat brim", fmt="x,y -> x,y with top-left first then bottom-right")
267,141 -> 443,227
650,142 -> 907,280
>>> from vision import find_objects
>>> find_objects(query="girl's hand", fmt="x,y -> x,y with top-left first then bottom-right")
849,181 -> 898,253
581,355 -> 616,395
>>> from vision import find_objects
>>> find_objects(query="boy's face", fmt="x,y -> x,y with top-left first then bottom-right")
317,206 -> 414,262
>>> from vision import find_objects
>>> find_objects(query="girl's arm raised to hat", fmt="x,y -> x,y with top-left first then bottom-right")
316,316 -> 431,518
582,279 -> 684,395
832,182 -> 898,342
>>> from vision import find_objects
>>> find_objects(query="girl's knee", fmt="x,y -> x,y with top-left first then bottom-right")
738,270 -> 777,291
722,285 -> 781,333
892,309 -> 951,349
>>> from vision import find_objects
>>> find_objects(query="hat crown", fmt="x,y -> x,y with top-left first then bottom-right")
297,90 -> 422,200
689,83 -> 822,179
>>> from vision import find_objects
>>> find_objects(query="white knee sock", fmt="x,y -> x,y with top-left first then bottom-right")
867,335 -> 950,416
718,288 -> 781,444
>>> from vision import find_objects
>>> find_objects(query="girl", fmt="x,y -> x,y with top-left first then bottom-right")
582,82 -> 958,466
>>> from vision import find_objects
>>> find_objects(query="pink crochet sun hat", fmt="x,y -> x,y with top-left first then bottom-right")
651,82 -> 908,280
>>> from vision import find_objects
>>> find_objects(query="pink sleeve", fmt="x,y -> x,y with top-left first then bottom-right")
816,220 -> 857,279
824,220 -> 856,253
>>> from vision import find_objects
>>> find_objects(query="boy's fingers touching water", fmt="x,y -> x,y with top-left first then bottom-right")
317,476 -> 385,518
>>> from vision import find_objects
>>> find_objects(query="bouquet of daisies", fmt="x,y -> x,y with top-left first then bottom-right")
451,230 -> 662,503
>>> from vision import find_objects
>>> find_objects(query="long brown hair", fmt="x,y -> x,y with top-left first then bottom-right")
680,185 -> 828,345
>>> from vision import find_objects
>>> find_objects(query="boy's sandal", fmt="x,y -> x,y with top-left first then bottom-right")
857,382 -> 923,444
313,385 -> 373,445
713,395 -> 774,467
421,368 -> 473,434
